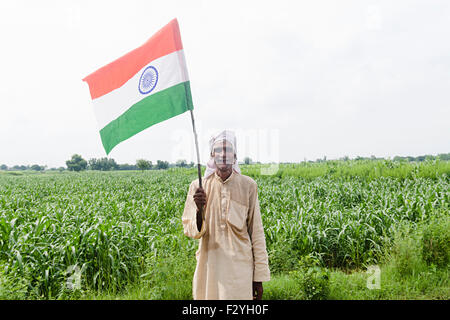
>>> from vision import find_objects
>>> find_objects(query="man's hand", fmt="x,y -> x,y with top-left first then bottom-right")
193,187 -> 207,211
194,188 -> 206,232
253,282 -> 263,300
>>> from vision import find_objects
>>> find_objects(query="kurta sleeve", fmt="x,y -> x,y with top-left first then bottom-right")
182,180 -> 207,239
247,184 -> 271,282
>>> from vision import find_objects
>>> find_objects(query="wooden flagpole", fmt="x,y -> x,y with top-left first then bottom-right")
189,109 -> 204,221
189,109 -> 202,188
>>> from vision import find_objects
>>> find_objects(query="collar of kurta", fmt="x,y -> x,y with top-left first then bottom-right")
213,169 -> 238,184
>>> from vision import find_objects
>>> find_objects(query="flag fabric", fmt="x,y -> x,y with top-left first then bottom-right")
83,18 -> 193,154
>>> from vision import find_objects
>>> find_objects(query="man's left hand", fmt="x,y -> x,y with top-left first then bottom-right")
253,281 -> 263,300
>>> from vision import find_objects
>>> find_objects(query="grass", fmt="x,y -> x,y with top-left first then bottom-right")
328,264 -> 449,299
328,215 -> 449,300
241,159 -> 450,180
79,216 -> 449,300
0,160 -> 448,299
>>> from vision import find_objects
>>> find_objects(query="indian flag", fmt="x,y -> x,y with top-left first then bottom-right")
83,18 -> 193,154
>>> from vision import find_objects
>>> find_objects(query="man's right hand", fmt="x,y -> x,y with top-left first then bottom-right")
193,187 -> 207,211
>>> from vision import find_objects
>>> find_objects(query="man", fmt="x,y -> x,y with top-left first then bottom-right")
182,130 -> 270,300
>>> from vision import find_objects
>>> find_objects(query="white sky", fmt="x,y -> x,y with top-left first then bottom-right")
0,0 -> 449,168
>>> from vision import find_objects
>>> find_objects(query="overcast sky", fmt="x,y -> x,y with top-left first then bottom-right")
0,0 -> 449,168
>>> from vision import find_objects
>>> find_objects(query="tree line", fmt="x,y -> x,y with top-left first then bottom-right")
0,155 -> 195,172
64,154 -> 195,172
1,152 -> 449,172
0,164 -> 49,171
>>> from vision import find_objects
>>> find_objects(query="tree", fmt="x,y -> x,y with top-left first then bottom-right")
88,157 -> 118,171
136,159 -> 152,171
105,158 -> 118,170
155,160 -> 169,170
176,159 -> 187,168
31,164 -> 44,171
416,155 -> 426,162
0,164 -> 7,171
118,163 -> 137,170
88,158 -> 99,170
12,165 -> 28,170
244,157 -> 252,165
66,154 -> 87,172
438,153 -> 450,161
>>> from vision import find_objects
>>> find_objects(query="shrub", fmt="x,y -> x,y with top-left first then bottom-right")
268,240 -> 301,274
421,216 -> 450,268
141,251 -> 196,299
387,223 -> 426,278
0,264 -> 28,300
290,255 -> 330,300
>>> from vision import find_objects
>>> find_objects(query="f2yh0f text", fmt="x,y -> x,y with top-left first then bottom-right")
182,304 -> 269,317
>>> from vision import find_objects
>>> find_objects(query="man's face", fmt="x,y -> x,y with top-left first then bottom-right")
212,140 -> 235,171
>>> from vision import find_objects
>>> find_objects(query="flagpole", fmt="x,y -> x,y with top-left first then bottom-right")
189,109 -> 204,221
189,109 -> 202,188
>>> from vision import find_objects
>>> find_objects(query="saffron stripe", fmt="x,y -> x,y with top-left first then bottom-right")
83,18 -> 183,100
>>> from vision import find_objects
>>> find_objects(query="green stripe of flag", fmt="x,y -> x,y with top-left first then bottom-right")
100,81 -> 193,154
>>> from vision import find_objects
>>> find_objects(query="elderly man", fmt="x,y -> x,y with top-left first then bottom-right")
182,130 -> 270,300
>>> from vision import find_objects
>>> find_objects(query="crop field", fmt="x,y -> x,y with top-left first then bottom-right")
0,160 -> 449,299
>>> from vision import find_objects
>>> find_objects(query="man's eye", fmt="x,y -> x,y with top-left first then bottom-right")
214,147 -> 233,153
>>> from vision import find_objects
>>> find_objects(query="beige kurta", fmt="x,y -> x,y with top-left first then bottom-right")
182,170 -> 270,300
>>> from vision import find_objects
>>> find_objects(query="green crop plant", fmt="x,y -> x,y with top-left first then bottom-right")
0,160 -> 448,298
